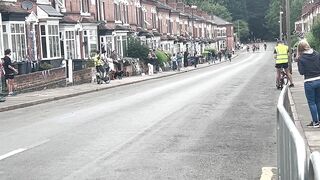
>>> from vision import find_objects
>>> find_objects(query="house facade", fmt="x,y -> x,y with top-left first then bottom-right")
0,0 -> 234,67
295,0 -> 320,34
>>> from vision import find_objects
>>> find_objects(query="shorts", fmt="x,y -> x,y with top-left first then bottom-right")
275,63 -> 289,69
5,74 -> 14,80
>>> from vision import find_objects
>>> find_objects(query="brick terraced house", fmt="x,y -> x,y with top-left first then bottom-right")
0,0 -> 234,67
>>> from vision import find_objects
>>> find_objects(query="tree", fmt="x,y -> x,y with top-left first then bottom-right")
265,0 -> 281,39
234,20 -> 250,42
127,37 -> 149,62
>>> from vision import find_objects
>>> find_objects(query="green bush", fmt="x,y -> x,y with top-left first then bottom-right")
155,50 -> 170,65
39,62 -> 53,70
127,37 -> 149,62
306,32 -> 320,52
307,20 -> 320,51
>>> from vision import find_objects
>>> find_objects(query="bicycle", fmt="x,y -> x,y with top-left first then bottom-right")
277,68 -> 289,89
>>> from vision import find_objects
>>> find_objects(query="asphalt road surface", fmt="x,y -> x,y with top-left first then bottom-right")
0,47 -> 278,180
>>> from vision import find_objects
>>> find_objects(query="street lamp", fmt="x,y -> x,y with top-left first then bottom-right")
191,5 -> 197,55
279,11 -> 283,41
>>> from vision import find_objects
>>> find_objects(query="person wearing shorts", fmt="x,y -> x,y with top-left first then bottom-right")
3,49 -> 18,96
274,41 -> 294,89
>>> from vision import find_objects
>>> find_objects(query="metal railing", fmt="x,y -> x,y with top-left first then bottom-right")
277,85 -> 307,180
309,152 -> 320,180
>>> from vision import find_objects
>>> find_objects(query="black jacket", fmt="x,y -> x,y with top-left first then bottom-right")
298,50 -> 320,80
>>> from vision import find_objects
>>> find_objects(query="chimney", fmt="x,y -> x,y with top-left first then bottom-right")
167,0 -> 177,9
176,0 -> 184,12
184,5 -> 192,14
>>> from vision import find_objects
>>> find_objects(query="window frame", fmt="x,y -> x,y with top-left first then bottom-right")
2,21 -> 27,62
83,28 -> 97,59
39,22 -> 61,60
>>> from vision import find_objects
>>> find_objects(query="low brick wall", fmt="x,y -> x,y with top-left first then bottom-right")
73,68 -> 93,85
14,67 -> 66,93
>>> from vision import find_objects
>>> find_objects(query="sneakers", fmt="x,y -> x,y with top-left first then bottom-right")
307,121 -> 320,128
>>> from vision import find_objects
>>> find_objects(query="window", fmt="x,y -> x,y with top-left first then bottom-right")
101,2 -> 106,21
83,29 -> 97,59
152,13 -> 157,29
122,36 -> 127,57
166,20 -> 170,33
2,23 -> 26,62
65,31 -> 75,59
40,24 -> 60,59
159,19 -> 163,33
81,0 -> 90,14
123,5 -> 129,24
114,3 -> 121,21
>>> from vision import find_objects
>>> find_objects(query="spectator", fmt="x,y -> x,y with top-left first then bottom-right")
184,51 -> 189,67
0,58 -> 5,102
297,39 -> 320,128
3,49 -> 18,96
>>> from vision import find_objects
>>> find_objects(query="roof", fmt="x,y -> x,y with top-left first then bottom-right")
211,15 -> 232,25
156,1 -> 179,13
38,5 -> 63,17
0,2 -> 29,14
61,14 -> 97,24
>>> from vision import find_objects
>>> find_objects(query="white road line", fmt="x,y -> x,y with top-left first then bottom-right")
0,139 -> 50,161
0,148 -> 26,161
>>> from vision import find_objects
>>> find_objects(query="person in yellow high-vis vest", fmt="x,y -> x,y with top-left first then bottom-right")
274,41 -> 294,89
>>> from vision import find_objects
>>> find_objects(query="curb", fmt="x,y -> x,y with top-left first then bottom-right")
0,55 -> 239,112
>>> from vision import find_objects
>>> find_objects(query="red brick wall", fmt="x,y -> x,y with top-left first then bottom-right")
14,67 -> 66,93
73,68 -> 92,85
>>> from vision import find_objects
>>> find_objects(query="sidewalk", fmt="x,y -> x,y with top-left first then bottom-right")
290,62 -> 320,153
0,57 -> 236,112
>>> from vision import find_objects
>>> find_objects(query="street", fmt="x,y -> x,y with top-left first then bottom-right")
0,49 -> 278,180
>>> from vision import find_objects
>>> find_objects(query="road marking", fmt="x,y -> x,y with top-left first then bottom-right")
0,139 -> 50,161
0,148 -> 26,161
260,167 -> 277,180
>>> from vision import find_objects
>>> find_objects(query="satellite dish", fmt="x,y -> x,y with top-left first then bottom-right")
21,1 -> 33,10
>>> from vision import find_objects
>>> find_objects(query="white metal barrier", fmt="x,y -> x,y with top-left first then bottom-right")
277,85 -> 307,180
309,152 -> 320,180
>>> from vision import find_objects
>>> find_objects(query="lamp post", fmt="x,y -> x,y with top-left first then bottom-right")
279,11 -> 283,41
191,5 -> 197,55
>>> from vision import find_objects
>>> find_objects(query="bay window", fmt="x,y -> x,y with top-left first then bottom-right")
2,22 -> 26,62
83,29 -> 97,59
65,31 -> 75,59
40,24 -> 61,59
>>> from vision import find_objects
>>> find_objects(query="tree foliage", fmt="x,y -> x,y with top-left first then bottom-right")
234,20 -> 250,41
265,0 -> 281,39
127,37 -> 149,61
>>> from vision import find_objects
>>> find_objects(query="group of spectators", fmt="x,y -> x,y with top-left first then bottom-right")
147,48 -> 233,74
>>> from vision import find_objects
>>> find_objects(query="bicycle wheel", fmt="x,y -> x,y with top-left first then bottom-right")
282,76 -> 289,86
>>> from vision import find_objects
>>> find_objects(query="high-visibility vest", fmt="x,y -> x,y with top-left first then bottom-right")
275,44 -> 289,64
94,54 -> 103,66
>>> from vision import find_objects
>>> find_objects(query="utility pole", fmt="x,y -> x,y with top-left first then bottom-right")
238,20 -> 240,43
280,10 -> 283,41
285,0 -> 292,72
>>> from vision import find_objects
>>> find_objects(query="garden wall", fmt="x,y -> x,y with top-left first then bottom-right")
14,67 -> 66,93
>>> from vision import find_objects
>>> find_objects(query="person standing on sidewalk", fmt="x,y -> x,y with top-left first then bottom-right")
184,51 -> 189,67
297,39 -> 320,128
0,58 -> 6,102
3,49 -> 18,96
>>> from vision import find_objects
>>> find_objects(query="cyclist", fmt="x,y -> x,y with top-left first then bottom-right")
264,42 -> 267,51
274,40 -> 294,89
94,51 -> 106,84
